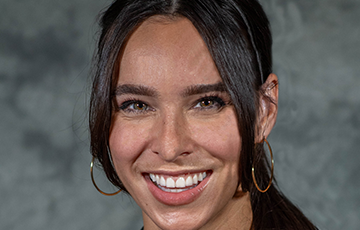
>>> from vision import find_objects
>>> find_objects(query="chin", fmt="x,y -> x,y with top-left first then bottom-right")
145,210 -> 212,230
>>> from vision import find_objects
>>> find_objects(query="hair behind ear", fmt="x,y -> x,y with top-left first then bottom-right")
255,73 -> 278,143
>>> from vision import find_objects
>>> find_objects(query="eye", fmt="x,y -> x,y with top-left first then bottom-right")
132,102 -> 147,110
119,100 -> 152,113
194,96 -> 226,110
200,99 -> 214,107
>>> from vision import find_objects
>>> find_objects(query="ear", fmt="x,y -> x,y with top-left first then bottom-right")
255,73 -> 279,143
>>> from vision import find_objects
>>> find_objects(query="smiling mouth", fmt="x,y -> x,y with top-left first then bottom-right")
148,171 -> 210,193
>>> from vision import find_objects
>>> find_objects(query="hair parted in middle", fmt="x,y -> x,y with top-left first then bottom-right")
90,0 -> 272,193
90,1 -> 318,229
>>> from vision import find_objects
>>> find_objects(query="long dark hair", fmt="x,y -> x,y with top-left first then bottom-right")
90,0 -> 317,229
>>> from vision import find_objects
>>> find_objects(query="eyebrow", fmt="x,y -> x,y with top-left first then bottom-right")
113,82 -> 227,97
180,82 -> 227,97
113,84 -> 158,97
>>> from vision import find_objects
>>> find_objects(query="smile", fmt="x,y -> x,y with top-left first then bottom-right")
149,172 -> 208,193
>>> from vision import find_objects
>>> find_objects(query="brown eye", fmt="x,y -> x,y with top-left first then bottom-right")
119,100 -> 152,113
200,100 -> 214,107
193,96 -> 226,111
134,102 -> 147,110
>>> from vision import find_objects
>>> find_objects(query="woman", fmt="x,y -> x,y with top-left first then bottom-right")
89,0 -> 318,229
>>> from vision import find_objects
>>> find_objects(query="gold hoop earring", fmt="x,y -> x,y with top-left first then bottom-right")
252,138 -> 274,193
90,156 -> 122,196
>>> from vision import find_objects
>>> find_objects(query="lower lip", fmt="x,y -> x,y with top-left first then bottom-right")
145,172 -> 211,206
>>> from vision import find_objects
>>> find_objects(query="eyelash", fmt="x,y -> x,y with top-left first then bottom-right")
117,94 -> 228,114
192,95 -> 226,111
118,98 -> 152,114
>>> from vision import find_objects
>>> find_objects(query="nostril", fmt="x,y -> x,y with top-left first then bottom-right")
151,149 -> 159,155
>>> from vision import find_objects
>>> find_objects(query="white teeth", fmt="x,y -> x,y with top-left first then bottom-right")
198,172 -> 203,181
166,178 -> 175,188
149,171 -> 208,191
156,175 -> 160,184
185,176 -> 193,186
160,176 -> 166,186
175,177 -> 186,188
193,174 -> 198,184
150,174 -> 155,182
162,187 -> 189,193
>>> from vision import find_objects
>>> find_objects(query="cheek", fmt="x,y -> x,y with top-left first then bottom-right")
108,119 -> 149,170
191,111 -> 241,162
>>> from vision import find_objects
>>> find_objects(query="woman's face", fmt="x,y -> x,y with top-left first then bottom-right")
109,17 -> 251,229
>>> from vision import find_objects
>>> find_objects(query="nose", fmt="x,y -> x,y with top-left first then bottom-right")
150,110 -> 193,162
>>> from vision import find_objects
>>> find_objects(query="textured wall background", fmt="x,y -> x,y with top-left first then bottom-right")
1,0 -> 359,229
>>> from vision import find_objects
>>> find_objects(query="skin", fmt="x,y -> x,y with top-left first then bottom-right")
109,16 -> 278,230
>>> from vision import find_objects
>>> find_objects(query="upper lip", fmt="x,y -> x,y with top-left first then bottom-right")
144,169 -> 211,176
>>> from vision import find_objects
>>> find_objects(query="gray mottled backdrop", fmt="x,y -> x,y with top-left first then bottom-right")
1,0 -> 359,229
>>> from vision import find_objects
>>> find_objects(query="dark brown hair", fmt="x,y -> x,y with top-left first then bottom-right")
90,0 -> 317,229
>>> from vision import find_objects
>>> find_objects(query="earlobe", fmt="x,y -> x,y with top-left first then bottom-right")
255,73 -> 279,143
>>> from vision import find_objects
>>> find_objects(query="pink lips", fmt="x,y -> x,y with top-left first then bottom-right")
145,172 -> 211,206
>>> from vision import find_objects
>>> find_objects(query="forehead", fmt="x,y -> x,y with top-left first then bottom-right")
118,16 -> 221,87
